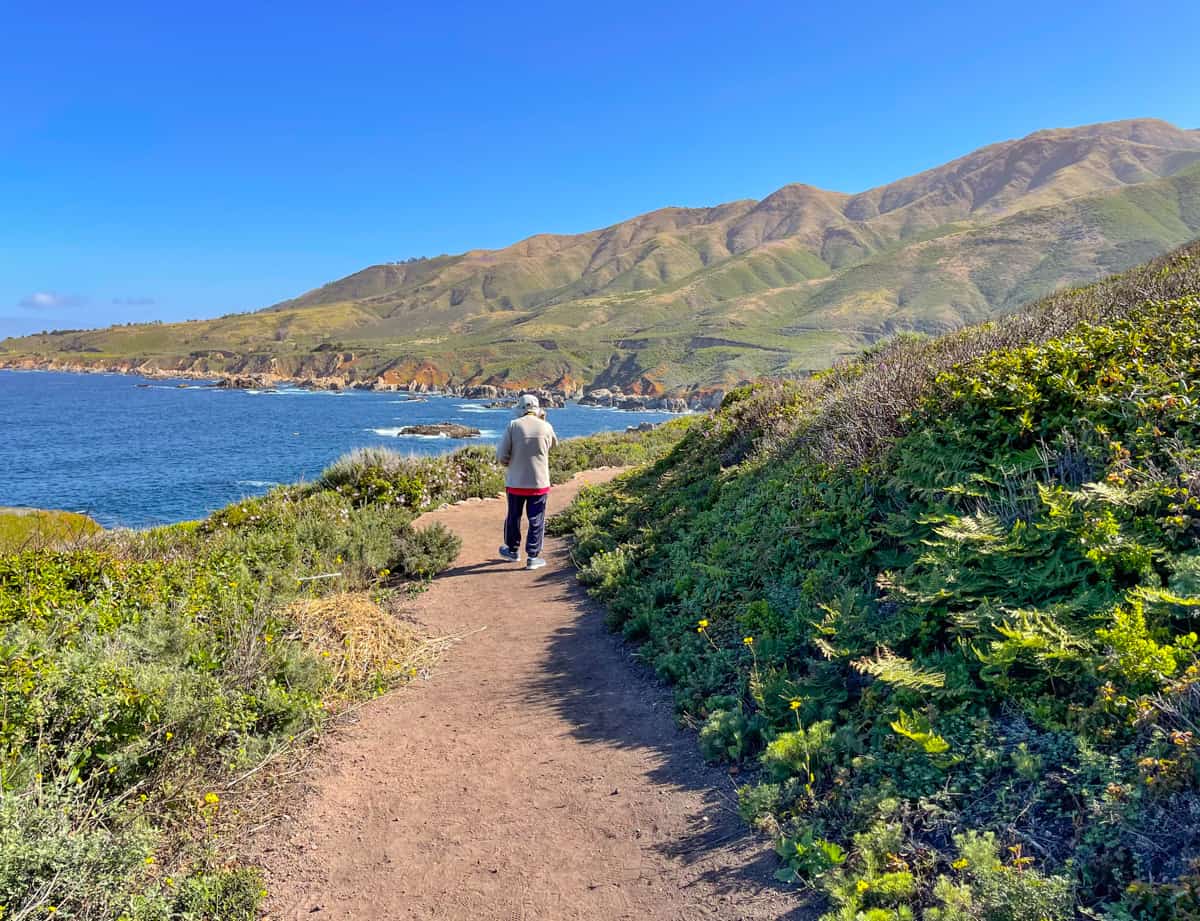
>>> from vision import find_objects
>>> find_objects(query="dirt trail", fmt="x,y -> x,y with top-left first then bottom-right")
254,470 -> 807,920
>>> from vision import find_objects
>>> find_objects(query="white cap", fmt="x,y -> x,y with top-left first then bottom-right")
519,393 -> 540,413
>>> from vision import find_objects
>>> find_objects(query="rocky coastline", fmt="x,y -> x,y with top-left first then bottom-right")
0,356 -> 720,411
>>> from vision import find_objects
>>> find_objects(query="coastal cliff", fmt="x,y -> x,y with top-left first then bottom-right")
0,354 -> 717,410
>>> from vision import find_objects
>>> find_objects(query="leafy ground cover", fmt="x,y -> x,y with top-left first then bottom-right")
0,423 -> 691,919
554,242 -> 1200,919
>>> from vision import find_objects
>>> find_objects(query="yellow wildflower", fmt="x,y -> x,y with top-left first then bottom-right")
789,699 -> 801,710
697,619 -> 709,629
743,636 -> 754,646
952,857 -> 969,870
203,792 -> 220,805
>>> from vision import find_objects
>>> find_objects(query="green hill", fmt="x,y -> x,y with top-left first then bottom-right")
554,241 -> 1200,917
4,119 -> 1200,404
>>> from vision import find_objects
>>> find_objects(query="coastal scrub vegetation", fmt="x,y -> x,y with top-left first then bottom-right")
0,422 -> 691,919
555,242 -> 1200,918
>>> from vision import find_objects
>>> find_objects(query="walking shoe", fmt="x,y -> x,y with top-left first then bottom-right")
525,556 -> 547,571
498,546 -> 520,562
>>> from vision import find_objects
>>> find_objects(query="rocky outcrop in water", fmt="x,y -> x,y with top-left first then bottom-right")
580,388 -> 696,412
396,423 -> 481,438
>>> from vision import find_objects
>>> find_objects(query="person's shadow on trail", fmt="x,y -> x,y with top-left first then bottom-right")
522,565 -> 813,919
437,558 -> 529,579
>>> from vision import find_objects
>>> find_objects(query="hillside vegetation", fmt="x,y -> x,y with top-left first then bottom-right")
0,426 -> 691,920
4,120 -> 1200,402
555,242 -> 1200,918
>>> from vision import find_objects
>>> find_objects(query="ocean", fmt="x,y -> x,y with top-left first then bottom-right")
0,370 -> 678,527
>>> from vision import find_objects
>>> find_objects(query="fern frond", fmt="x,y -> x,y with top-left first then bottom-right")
853,647 -> 945,690
890,709 -> 951,754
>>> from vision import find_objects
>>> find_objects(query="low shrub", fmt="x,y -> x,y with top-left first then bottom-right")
558,242 -> 1200,916
389,522 -> 463,581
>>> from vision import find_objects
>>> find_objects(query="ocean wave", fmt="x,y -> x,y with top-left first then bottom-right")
456,403 -> 505,413
243,387 -> 349,396
236,479 -> 280,488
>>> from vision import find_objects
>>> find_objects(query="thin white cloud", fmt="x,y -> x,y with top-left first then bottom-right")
18,291 -> 88,310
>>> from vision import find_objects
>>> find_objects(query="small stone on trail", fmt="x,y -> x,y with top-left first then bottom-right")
610,788 -> 620,795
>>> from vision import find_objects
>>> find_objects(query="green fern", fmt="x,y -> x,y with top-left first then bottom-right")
889,710 -> 951,755
853,648 -> 945,691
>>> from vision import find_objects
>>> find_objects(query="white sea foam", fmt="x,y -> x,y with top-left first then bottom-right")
236,479 -> 280,488
456,403 -> 505,413
241,387 -> 350,396
368,427 -> 500,440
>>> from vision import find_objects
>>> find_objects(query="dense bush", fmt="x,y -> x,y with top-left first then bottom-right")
0,486 -> 448,916
558,242 -> 1200,917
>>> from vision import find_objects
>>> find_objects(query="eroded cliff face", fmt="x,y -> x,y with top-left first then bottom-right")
0,353 -> 722,410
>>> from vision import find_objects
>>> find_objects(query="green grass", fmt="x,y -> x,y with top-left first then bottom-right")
0,508 -> 101,553
554,242 -> 1200,919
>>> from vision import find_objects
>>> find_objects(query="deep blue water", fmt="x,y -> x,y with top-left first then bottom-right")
0,370 -> 677,527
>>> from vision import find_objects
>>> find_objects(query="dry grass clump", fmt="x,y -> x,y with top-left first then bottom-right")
286,591 -> 448,691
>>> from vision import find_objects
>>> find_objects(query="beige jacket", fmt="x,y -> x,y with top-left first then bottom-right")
496,413 -> 558,490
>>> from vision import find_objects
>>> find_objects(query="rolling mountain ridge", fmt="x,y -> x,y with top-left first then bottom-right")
5,118 -> 1200,404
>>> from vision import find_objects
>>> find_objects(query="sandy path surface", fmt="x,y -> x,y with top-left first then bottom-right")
253,470 -> 808,920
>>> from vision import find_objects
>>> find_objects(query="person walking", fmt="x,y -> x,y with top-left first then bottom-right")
496,394 -> 558,570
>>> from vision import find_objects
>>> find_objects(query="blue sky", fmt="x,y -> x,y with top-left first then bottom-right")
2,0 -> 1198,337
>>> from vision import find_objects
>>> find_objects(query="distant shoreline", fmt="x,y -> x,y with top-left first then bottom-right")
0,364 -> 698,415
0,360 -> 707,412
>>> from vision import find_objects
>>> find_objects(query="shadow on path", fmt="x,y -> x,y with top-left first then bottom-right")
525,566 -> 813,918
438,558 -> 526,579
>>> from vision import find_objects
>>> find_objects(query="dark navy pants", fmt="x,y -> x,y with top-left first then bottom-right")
504,491 -> 548,558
